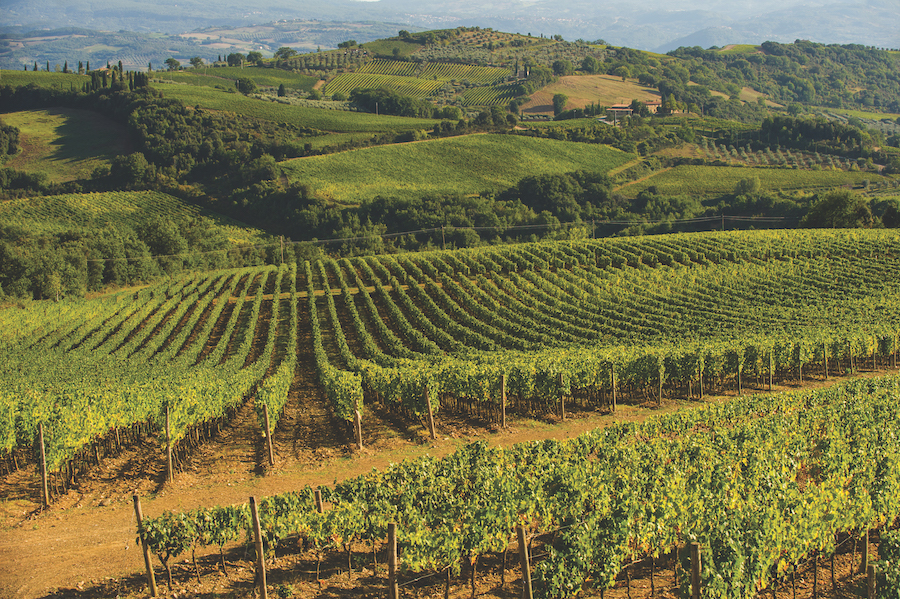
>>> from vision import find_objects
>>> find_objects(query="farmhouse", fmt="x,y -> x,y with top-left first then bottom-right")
607,103 -> 633,118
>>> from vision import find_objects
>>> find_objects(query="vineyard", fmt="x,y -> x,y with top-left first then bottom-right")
324,60 -> 511,103
323,73 -> 445,100
3,228 -> 900,595
0,190 -> 260,239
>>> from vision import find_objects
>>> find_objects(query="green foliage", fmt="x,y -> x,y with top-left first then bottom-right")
879,530 -> 900,599
235,77 -> 257,95
552,93 -> 568,116
278,134 -> 632,205
668,41 -> 900,113
801,189 -> 875,228
620,165 -> 876,199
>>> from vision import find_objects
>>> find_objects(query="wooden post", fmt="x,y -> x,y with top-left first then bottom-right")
611,365 -> 617,413
250,497 -> 268,599
354,409 -> 363,450
263,403 -> 275,466
501,374 -> 507,429
659,362 -> 664,404
133,495 -> 158,597
37,422 -> 49,508
868,564 -> 876,599
737,365 -> 742,396
690,543 -> 701,599
861,529 -> 869,574
314,488 -> 324,514
165,402 -> 174,483
824,343 -> 828,380
388,523 -> 399,599
769,351 -> 773,391
425,387 -> 436,440
699,363 -> 704,399
517,525 -> 533,599
558,373 -> 565,421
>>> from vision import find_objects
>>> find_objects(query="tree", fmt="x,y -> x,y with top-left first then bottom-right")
235,77 -> 257,95
614,65 -> 630,81
189,57 -> 204,69
581,55 -> 599,74
273,47 -> 297,61
801,189 -> 875,228
164,58 -> 180,71
552,60 -> 573,76
277,83 -> 286,97
226,53 -> 246,67
734,176 -> 761,197
247,51 -> 263,64
553,93 -> 569,116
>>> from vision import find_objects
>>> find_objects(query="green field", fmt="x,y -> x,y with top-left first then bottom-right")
0,190 -> 264,243
717,44 -> 761,54
0,70 -> 89,90
153,82 -> 441,133
0,107 -> 131,182
617,164 -> 881,198
324,73 -> 444,99
154,66 -> 319,92
279,134 -> 633,204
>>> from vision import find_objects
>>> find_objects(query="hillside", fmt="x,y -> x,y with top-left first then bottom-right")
3,27 -> 900,599
2,0 -> 898,60
3,230 -> 900,596
278,134 -> 633,204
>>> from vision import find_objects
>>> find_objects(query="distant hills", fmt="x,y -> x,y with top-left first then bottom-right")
0,0 -> 897,69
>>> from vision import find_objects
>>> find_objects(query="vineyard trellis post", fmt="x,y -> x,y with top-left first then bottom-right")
517,525 -> 533,599
690,543 -> 701,599
165,401 -> 174,483
354,409 -> 364,450
315,489 -> 324,514
37,422 -> 49,508
867,564 -> 876,599
501,374 -> 507,428
388,522 -> 399,599
425,386 -> 436,440
611,364 -> 617,413
132,495 -> 158,597
861,528 -> 869,574
824,342 -> 828,380
558,372 -> 565,421
250,496 -> 268,599
263,404 -> 275,466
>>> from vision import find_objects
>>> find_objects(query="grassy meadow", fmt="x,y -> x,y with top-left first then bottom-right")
279,134 -> 634,204
0,107 -> 131,182
616,164 -> 881,198
521,74 -> 661,114
152,82 -> 441,132
154,66 -> 319,92
0,190 -> 264,242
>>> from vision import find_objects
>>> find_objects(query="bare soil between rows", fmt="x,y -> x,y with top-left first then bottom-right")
0,368 -> 894,599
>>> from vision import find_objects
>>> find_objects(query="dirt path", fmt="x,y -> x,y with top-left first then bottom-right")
0,369 -> 896,598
